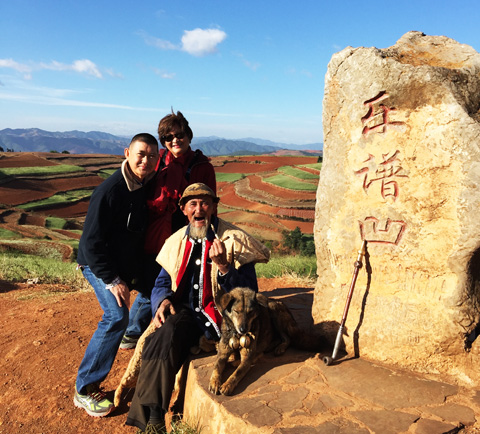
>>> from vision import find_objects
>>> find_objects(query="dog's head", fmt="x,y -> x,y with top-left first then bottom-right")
219,287 -> 264,335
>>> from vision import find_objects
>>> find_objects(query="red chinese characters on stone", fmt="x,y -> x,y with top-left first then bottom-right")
359,217 -> 406,245
357,91 -> 409,246
361,91 -> 405,136
354,150 -> 408,202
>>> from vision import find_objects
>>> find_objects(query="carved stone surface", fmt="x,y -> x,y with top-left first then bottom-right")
313,31 -> 480,382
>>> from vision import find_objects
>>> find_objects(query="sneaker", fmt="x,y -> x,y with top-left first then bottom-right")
74,384 -> 114,417
120,335 -> 139,350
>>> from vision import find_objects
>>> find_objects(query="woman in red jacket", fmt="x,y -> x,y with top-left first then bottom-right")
120,110 -> 216,349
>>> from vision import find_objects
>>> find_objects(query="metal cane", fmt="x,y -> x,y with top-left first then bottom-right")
323,240 -> 367,366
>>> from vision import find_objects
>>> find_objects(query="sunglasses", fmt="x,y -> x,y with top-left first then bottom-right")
161,132 -> 185,142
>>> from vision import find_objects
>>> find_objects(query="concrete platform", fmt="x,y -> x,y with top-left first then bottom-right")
181,287 -> 480,434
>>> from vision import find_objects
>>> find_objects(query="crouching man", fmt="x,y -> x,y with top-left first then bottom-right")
126,183 -> 270,433
74,133 -> 159,417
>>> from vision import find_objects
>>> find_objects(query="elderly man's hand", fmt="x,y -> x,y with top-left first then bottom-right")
154,298 -> 177,328
209,238 -> 230,274
109,280 -> 130,309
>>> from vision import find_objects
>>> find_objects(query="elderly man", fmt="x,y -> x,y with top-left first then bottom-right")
74,133 -> 159,417
126,183 -> 270,433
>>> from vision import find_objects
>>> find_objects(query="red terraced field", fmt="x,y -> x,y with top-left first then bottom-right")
240,155 -> 317,164
0,152 -> 122,169
0,153 -> 59,168
53,229 -> 82,240
276,219 -> 313,234
248,174 -> 316,201
219,210 -> 283,230
0,174 -> 104,206
0,209 -> 82,240
214,155 -> 318,239
235,177 -> 314,211
20,214 -> 46,226
298,166 -> 321,175
220,209 -> 313,235
277,208 -> 315,220
0,152 -> 319,246
213,155 -> 318,174
215,161 -> 281,174
217,183 -> 314,236
37,199 -> 91,219
218,182 -> 281,214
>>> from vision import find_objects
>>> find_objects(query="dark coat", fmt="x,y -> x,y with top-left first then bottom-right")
77,168 -> 149,288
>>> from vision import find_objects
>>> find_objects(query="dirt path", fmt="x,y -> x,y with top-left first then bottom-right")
0,277 -> 289,434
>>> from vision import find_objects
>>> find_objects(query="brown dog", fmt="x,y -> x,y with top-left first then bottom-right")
209,287 -> 323,396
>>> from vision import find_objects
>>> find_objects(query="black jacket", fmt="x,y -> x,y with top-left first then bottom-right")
77,168 -> 149,288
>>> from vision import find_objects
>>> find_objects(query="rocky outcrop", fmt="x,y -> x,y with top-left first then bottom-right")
313,31 -> 480,383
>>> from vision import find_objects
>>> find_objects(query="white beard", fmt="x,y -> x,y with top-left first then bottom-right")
189,224 -> 208,240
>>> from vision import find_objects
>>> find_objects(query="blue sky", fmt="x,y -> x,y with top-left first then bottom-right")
1,0 -> 479,145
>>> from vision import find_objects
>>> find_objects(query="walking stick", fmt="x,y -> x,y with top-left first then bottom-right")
323,240 -> 367,366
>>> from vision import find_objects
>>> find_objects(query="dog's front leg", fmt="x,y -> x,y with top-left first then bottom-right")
209,342 -> 231,395
219,347 -> 254,396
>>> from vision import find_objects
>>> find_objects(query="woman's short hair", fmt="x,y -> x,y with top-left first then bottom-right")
157,110 -> 193,147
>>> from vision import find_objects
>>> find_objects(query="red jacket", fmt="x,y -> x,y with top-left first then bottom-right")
144,147 -> 216,255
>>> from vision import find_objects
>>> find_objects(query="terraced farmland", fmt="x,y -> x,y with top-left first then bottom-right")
0,152 -> 320,249
211,155 -> 320,244
0,152 -> 121,251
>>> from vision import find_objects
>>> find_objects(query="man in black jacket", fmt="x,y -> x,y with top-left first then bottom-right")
74,133 -> 159,417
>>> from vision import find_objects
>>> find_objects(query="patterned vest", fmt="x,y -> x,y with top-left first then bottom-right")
175,236 -> 222,339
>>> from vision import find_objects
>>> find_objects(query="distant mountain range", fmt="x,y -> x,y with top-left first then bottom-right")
0,128 -> 323,156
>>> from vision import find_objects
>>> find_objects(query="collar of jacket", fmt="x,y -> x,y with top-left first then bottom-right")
121,159 -> 156,192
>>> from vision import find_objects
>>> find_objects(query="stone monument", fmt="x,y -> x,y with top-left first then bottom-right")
313,31 -> 480,383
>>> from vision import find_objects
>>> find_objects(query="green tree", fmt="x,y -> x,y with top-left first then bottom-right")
281,227 -> 315,256
300,239 -> 315,256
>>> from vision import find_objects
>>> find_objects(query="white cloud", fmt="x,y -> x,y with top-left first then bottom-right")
152,68 -> 176,79
0,76 -> 147,110
0,58 -> 30,73
142,33 -> 178,50
41,59 -> 103,78
0,91 -> 158,111
181,28 -> 227,57
139,28 -> 227,57
0,58 -> 112,79
233,52 -> 260,71
104,68 -> 124,79
285,67 -> 313,78
0,58 -> 32,79
71,60 -> 103,78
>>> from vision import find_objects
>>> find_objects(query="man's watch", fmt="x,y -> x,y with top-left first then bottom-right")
105,276 -> 122,290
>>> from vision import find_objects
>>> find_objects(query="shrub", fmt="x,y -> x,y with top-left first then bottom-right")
281,227 -> 315,256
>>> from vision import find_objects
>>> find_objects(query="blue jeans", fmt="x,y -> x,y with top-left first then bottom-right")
76,266 -> 129,394
125,291 -> 152,338
124,253 -> 160,338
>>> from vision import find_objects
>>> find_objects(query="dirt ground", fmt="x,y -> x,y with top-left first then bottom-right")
0,277 -> 290,434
